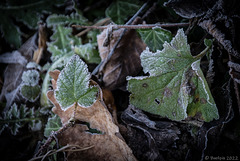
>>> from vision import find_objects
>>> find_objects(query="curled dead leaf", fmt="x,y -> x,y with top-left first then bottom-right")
97,18 -> 147,90
47,70 -> 137,161
58,124 -> 136,161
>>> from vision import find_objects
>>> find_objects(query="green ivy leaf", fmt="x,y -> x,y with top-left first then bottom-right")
55,55 -> 98,110
46,13 -> 88,27
74,43 -> 101,64
44,115 -> 62,137
105,0 -> 142,24
127,29 -> 219,122
137,27 -> 172,52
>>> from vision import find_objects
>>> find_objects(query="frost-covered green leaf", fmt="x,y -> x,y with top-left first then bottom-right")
127,29 -> 219,122
21,70 -> 39,86
40,54 -> 73,107
137,27 -> 172,52
105,0 -> 142,24
41,44 -> 74,106
48,43 -> 74,63
74,43 -> 101,64
48,25 -> 82,54
46,13 -> 88,27
50,25 -> 72,51
44,115 -> 62,137
20,84 -> 41,102
26,62 -> 41,70
20,69 -> 41,102
55,55 -> 98,110
0,104 -> 42,135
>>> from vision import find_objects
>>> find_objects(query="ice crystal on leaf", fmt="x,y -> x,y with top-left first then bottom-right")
55,55 -> 98,110
127,29 -> 219,122
21,70 -> 39,86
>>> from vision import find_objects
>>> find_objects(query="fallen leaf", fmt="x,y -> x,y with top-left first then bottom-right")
58,124 -> 136,161
0,33 -> 38,110
47,58 -> 136,160
97,18 -> 147,90
102,89 -> 118,125
121,105 -> 180,161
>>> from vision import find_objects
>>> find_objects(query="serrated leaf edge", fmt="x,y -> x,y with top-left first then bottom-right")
54,55 -> 98,111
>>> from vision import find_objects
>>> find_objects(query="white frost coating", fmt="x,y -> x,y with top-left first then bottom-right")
21,70 -> 40,86
55,55 -> 97,111
0,51 -> 27,65
170,29 -> 190,54
141,29 -> 192,77
20,84 -> 40,102
191,60 -> 213,105
178,71 -> 188,119
126,75 -> 148,81
152,26 -> 162,30
26,62 -> 41,70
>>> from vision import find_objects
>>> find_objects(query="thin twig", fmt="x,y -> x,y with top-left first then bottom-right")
92,1 -> 149,75
75,17 -> 111,37
34,122 -> 74,157
72,23 -> 189,30
29,144 -> 94,161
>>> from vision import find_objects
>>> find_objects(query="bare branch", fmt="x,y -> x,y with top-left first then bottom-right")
72,23 -> 189,30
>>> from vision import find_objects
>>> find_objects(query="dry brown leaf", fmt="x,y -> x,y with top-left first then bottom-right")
47,70 -> 137,161
58,124 -> 136,161
102,89 -> 118,125
0,33 -> 38,110
97,19 -> 147,90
